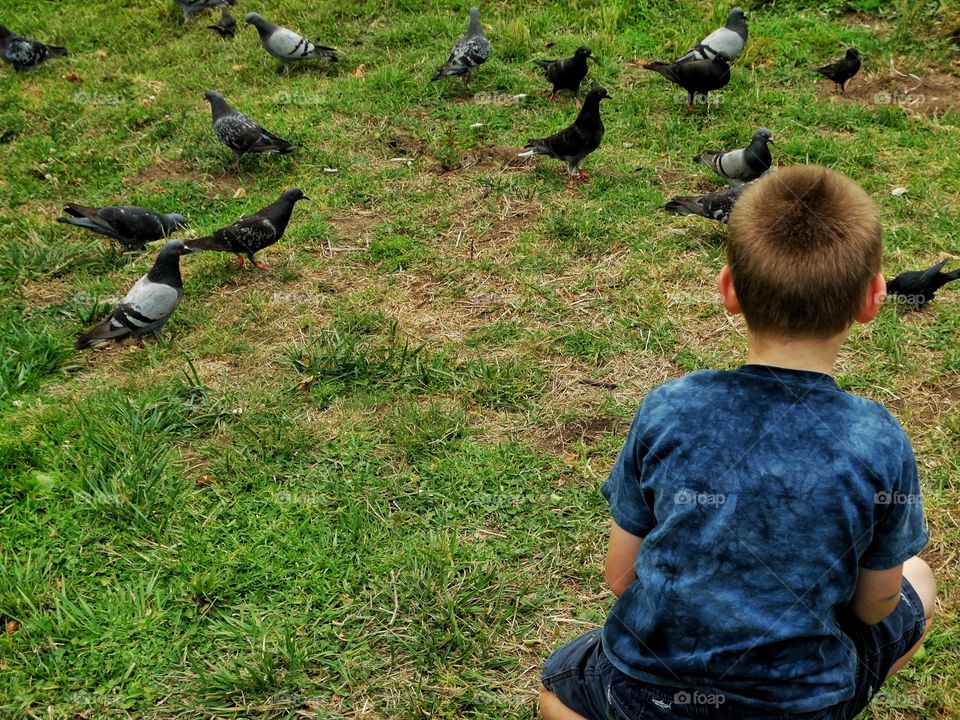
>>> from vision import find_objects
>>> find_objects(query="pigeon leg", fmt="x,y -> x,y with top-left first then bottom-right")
235,254 -> 245,268
135,336 -> 146,349
548,92 -> 558,102
254,259 -> 270,270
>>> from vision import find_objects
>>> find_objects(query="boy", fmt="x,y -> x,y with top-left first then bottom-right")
540,166 -> 934,720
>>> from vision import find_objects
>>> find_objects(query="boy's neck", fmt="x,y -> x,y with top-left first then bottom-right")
745,329 -> 848,376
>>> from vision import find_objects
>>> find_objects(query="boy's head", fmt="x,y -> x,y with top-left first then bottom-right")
725,166 -> 883,338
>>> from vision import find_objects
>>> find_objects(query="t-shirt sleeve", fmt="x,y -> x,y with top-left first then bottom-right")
601,405 -> 657,538
860,433 -> 929,570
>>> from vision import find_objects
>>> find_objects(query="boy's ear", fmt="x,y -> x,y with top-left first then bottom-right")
855,272 -> 886,324
718,265 -> 742,315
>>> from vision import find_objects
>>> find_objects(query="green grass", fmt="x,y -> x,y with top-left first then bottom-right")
1,0 -> 959,717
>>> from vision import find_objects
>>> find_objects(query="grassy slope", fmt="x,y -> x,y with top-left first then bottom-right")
1,0 -> 958,717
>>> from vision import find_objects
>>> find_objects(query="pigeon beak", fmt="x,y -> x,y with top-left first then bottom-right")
301,195 -> 311,201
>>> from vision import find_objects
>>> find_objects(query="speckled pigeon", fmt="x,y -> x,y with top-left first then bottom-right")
643,53 -> 730,111
244,12 -> 338,73
186,188 -> 309,269
207,10 -> 237,38
517,86 -> 610,183
813,48 -> 861,93
57,204 -> 188,252
204,90 -> 295,164
695,128 -> 773,186
675,8 -> 748,63
431,7 -> 490,83
76,240 -> 193,349
0,24 -> 66,72
886,261 -> 960,311
532,46 -> 593,101
665,182 -> 751,224
175,0 -> 235,23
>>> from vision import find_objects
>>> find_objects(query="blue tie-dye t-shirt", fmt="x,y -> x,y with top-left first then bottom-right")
601,364 -> 928,713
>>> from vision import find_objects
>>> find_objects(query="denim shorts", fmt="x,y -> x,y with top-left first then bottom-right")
542,578 -> 927,720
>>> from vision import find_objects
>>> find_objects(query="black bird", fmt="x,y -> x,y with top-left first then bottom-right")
204,90 -> 295,164
518,86 -> 610,183
0,24 -> 67,72
812,48 -> 861,93
532,46 -> 593,102
77,240 -> 193,349
57,204 -> 188,252
643,53 -> 730,111
695,128 -> 773,186
186,188 -> 309,269
665,183 -> 751,224
886,261 -> 960,310
207,10 -> 237,38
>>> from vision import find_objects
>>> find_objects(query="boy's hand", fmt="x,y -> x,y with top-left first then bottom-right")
851,564 -> 903,625
605,520 -> 643,597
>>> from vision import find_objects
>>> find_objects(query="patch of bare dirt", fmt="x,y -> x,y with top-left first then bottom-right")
328,207 -> 384,246
820,67 -> 960,115
124,159 -> 243,198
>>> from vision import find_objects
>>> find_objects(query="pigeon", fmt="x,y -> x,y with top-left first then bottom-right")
76,240 -> 193,350
175,0 -> 235,24
532,46 -> 593,102
57,204 -> 188,252
207,10 -> 237,38
886,261 -> 960,311
186,188 -> 309,269
813,48 -> 861,93
675,8 -> 748,63
204,90 -> 295,164
695,128 -> 773,186
643,53 -> 731,111
517,86 -> 610,183
244,12 -> 338,73
0,24 -> 67,72
665,182 -> 751,224
431,7 -> 490,83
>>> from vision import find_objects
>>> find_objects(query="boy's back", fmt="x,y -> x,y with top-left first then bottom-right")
602,364 -> 927,711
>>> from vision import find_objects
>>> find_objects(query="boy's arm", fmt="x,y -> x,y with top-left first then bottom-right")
851,564 -> 903,625
605,519 -> 643,597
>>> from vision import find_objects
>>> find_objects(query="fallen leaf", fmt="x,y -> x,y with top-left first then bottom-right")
233,187 -> 246,199
6,620 -> 19,635
891,187 -> 908,197
297,375 -> 317,391
63,72 -> 83,83
96,50 -> 107,60
196,475 -> 215,487
350,63 -> 367,78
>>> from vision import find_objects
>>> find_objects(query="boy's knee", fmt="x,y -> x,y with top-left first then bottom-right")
903,556 -> 936,624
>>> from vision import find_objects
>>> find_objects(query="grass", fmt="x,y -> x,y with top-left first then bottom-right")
1,0 -> 959,717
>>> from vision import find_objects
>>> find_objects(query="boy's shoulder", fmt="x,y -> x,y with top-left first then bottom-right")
643,366 -> 908,441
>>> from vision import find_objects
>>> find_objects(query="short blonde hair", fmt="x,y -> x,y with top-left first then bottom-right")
727,166 -> 882,337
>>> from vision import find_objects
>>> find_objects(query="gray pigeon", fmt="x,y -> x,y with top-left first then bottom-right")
57,204 -> 188,252
204,90 -> 295,164
665,182 -> 751,224
76,240 -> 193,349
244,12 -> 338,73
175,0 -> 235,24
695,128 -> 773,186
431,7 -> 490,83
186,188 -> 309,269
0,24 -> 67,72
675,8 -> 748,63
518,87 -> 610,182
